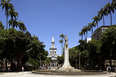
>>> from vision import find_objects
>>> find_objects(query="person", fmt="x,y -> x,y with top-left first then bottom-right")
107,66 -> 111,73
22,67 -> 24,72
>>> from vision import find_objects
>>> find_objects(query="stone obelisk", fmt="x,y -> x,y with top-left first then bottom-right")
58,35 -> 81,72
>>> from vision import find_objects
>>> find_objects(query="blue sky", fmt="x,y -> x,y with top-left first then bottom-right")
0,0 -> 116,55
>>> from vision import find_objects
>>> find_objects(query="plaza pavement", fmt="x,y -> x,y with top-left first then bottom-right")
0,71 -> 116,77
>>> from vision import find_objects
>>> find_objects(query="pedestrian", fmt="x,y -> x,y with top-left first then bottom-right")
107,66 -> 111,73
22,67 -> 24,72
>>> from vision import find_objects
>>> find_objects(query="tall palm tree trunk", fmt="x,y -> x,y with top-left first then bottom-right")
84,35 -> 86,40
97,22 -> 98,28
81,35 -> 83,40
103,15 -> 105,26
6,10 -> 8,29
110,13 -> 112,26
86,32 -> 88,39
6,15 -> 8,29
92,27 -> 93,35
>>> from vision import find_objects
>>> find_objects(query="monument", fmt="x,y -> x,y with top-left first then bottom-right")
58,35 -> 81,72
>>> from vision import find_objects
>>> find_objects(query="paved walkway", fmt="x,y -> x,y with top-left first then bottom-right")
0,72 -> 116,77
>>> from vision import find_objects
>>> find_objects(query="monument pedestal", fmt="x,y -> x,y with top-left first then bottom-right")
58,65 -> 81,72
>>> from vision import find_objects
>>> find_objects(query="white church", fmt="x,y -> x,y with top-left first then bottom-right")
47,36 -> 58,68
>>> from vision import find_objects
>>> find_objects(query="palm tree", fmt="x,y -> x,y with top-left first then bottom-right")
81,27 -> 86,40
59,34 -> 65,55
112,0 -> 116,10
79,32 -> 83,40
88,22 -> 96,35
88,23 -> 93,34
60,34 -> 65,39
93,15 -> 100,28
105,2 -> 114,26
9,7 -> 18,20
8,7 -> 18,28
82,25 -> 90,39
18,21 -> 27,32
0,0 -> 13,29
59,39 -> 63,54
98,8 -> 107,26
91,21 -> 96,27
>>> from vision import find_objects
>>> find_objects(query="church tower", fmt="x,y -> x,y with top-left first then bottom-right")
48,36 -> 57,58
47,36 -> 58,68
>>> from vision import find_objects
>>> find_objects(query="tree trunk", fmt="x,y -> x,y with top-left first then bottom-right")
103,15 -> 105,26
6,10 -> 8,29
92,27 -> 93,35
17,59 -> 21,71
81,36 -> 83,40
5,57 -> 8,72
17,53 -> 25,71
86,32 -> 88,39
109,48 -> 113,67
97,21 -> 98,28
110,13 -> 112,26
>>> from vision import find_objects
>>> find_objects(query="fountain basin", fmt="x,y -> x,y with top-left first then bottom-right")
32,70 -> 107,75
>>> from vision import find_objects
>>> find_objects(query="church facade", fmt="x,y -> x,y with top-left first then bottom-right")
47,36 -> 58,68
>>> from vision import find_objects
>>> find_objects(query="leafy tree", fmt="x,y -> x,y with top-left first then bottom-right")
78,40 -> 87,52
77,39 -> 102,70
0,28 -> 31,71
28,36 -> 47,69
101,25 -> 116,67
77,40 -> 88,69
44,57 -> 52,68
87,40 -> 101,69
0,0 -> 47,72
0,29 -> 11,71
57,55 -> 64,67
69,46 -> 79,68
